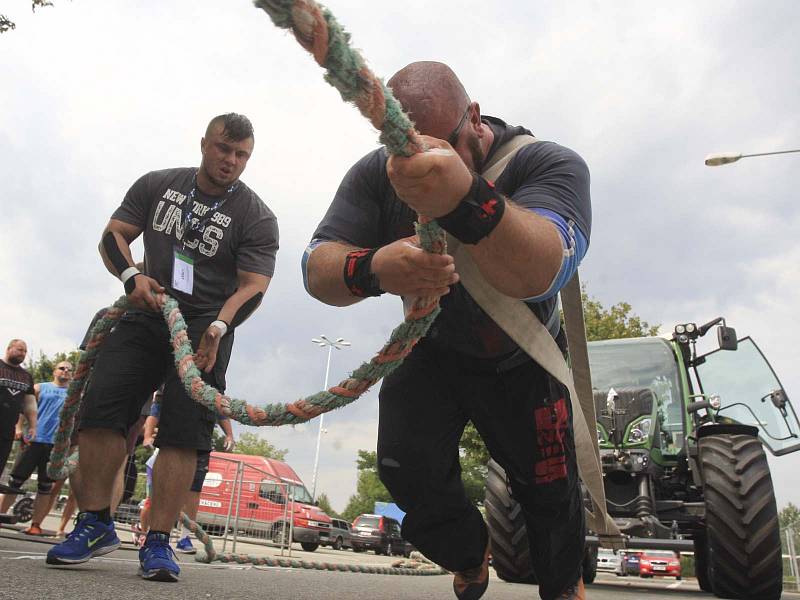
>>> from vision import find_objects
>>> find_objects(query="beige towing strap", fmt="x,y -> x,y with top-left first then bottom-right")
450,134 -> 623,547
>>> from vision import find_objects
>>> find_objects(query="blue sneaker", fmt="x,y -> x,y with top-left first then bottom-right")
139,532 -> 180,582
175,536 -> 196,554
46,512 -> 121,565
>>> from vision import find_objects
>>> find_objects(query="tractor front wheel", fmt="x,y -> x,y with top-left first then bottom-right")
699,433 -> 782,600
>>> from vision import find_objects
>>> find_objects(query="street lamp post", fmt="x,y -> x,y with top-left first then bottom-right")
705,148 -> 800,166
309,335 -> 350,501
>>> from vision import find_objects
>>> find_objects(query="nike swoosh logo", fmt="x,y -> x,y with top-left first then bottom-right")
87,534 -> 105,548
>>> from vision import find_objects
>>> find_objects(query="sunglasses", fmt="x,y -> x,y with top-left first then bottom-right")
447,105 -> 471,147
57,366 -> 72,371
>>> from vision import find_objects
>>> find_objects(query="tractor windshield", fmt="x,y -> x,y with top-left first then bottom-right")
588,337 -> 684,454
696,337 -> 800,455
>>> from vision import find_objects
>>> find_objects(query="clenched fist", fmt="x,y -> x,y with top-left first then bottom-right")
387,136 -> 473,218
371,235 -> 459,298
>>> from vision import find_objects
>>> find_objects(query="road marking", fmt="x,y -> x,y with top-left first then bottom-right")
667,580 -> 684,589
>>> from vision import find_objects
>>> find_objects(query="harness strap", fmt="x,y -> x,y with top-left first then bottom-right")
449,134 -> 623,546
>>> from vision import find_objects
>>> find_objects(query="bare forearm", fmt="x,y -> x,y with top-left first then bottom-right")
306,242 -> 364,307
143,416 -> 158,440
465,202 -> 562,298
219,418 -> 233,437
22,395 -> 37,431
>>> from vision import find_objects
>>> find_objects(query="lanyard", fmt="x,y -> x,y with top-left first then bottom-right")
181,170 -> 238,248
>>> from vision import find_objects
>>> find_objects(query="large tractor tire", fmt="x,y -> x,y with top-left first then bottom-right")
485,459 -> 537,584
693,531 -> 712,593
582,544 -> 598,584
699,433 -> 782,600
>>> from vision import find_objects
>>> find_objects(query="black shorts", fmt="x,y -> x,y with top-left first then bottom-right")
190,450 -> 211,492
10,442 -> 55,493
79,311 -> 234,451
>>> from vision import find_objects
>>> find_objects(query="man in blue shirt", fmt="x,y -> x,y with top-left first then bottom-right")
0,360 -> 72,534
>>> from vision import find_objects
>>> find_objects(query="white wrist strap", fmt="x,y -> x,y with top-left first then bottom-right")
119,266 -> 140,284
211,320 -> 229,337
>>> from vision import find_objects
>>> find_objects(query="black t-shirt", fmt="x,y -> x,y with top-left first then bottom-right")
113,168 -> 280,317
311,116 -> 591,358
0,359 -> 35,440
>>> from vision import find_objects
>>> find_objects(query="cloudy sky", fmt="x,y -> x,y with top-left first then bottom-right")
2,0 -> 799,514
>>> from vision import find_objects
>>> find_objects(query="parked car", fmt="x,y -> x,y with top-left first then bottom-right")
320,518 -> 352,550
639,550 -> 682,579
620,550 -> 643,576
197,452 -> 332,552
350,514 -> 409,556
596,548 -> 623,575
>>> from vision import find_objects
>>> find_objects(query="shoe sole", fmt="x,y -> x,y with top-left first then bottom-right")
453,578 -> 489,600
175,548 -> 197,554
46,540 -> 121,566
139,567 -> 180,582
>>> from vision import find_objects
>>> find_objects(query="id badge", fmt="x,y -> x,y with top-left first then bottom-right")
172,248 -> 194,295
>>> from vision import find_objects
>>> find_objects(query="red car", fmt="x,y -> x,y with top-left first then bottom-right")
639,550 -> 682,580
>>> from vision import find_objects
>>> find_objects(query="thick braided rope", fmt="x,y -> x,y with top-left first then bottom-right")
253,0 -> 423,158
48,0 -> 447,481
48,283 -> 440,480
180,512 -> 446,575
47,298 -> 131,480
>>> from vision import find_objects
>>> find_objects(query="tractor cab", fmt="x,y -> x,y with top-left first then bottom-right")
589,337 -> 686,461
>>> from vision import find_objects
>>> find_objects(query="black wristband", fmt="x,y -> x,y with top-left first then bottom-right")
436,173 -> 506,244
123,273 -> 139,295
343,248 -> 383,298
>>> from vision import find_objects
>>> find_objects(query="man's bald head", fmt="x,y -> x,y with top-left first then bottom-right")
387,61 -> 470,139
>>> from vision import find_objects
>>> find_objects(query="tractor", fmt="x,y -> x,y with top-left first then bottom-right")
485,317 -> 798,599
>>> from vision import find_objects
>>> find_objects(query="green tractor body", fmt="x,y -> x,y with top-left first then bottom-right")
485,318 -> 799,599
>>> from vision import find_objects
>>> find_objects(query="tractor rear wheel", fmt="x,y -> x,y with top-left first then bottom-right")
582,544 -> 598,584
485,459 -> 537,584
699,433 -> 782,600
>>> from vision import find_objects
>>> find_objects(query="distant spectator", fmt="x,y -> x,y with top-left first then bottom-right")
0,360 -> 72,535
0,340 -> 36,480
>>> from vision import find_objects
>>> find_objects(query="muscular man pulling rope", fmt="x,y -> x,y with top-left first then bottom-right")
46,113 -> 279,583
304,62 -> 590,600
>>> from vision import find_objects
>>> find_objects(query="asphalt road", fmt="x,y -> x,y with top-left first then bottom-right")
2,531 -> 800,600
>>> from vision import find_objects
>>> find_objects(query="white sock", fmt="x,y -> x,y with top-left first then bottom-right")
181,524 -> 191,539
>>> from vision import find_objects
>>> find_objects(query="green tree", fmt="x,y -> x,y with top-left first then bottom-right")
779,503 -> 800,554
1,0 -> 56,34
457,288 -> 659,506
341,450 -> 392,522
233,431 -> 287,461
25,349 -> 82,383
780,503 -> 800,528
582,288 -> 660,342
316,492 -> 339,518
